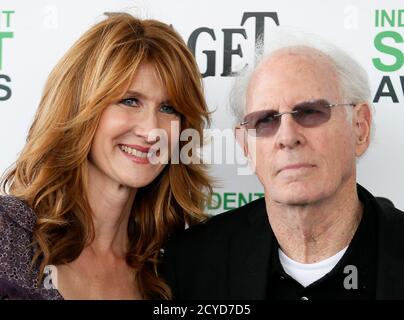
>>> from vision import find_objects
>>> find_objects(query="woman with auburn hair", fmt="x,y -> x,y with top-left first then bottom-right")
0,12 -> 213,300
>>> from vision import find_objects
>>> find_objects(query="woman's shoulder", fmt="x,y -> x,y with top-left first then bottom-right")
0,277 -> 44,300
0,195 -> 38,289
0,195 -> 36,232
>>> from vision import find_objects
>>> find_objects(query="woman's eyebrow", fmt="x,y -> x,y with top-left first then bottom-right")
123,90 -> 172,105
122,90 -> 145,98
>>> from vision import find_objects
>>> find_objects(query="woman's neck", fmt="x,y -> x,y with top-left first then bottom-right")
86,162 -> 137,258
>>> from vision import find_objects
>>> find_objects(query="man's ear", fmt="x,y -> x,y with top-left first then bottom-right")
354,103 -> 372,156
235,126 -> 248,156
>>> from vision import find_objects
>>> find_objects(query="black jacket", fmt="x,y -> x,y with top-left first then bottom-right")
162,184 -> 404,299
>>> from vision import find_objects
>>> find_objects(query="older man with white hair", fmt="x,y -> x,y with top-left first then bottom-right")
162,32 -> 404,300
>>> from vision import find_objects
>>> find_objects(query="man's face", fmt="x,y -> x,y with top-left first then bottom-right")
244,48 -> 365,206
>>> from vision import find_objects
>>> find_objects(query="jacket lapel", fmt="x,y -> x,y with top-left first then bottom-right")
375,201 -> 404,299
227,199 -> 274,299
355,184 -> 404,299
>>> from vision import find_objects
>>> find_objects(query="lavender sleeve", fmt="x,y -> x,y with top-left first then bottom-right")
0,195 -> 63,300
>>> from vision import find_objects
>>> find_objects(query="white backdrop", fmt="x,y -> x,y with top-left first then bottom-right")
0,0 -> 403,212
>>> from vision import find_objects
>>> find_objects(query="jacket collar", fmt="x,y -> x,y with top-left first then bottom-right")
364,186 -> 404,299
227,197 -> 273,299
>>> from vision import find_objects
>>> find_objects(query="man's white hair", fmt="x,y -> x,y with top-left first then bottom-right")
229,27 -> 374,138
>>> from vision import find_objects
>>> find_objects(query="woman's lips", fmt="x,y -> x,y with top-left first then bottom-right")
119,144 -> 152,164
122,144 -> 151,153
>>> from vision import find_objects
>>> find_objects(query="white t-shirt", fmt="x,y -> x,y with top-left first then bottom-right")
278,246 -> 348,287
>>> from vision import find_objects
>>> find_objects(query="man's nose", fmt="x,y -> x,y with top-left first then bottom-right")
275,113 -> 305,149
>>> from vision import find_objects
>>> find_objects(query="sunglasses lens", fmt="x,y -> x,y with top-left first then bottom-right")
243,110 -> 280,137
242,100 -> 334,138
293,100 -> 331,127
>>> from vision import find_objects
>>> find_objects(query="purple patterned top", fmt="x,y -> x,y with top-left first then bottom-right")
0,195 -> 63,300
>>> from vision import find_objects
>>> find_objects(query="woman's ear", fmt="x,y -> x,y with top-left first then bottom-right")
354,103 -> 372,157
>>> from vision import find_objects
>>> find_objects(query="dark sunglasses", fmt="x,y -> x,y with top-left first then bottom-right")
239,99 -> 356,137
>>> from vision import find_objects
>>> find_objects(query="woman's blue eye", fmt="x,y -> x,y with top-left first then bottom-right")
160,105 -> 177,114
119,98 -> 139,107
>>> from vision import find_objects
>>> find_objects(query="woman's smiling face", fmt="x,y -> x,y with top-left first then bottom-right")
89,62 -> 181,189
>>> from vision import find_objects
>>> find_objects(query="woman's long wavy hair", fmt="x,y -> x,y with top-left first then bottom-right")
0,13 -> 213,299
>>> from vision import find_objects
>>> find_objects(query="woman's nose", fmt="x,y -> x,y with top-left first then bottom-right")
132,109 -> 159,142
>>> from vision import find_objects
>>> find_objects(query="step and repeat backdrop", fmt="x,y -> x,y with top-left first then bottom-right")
0,0 -> 403,212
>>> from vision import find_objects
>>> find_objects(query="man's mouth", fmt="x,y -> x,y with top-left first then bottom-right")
278,163 -> 316,174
